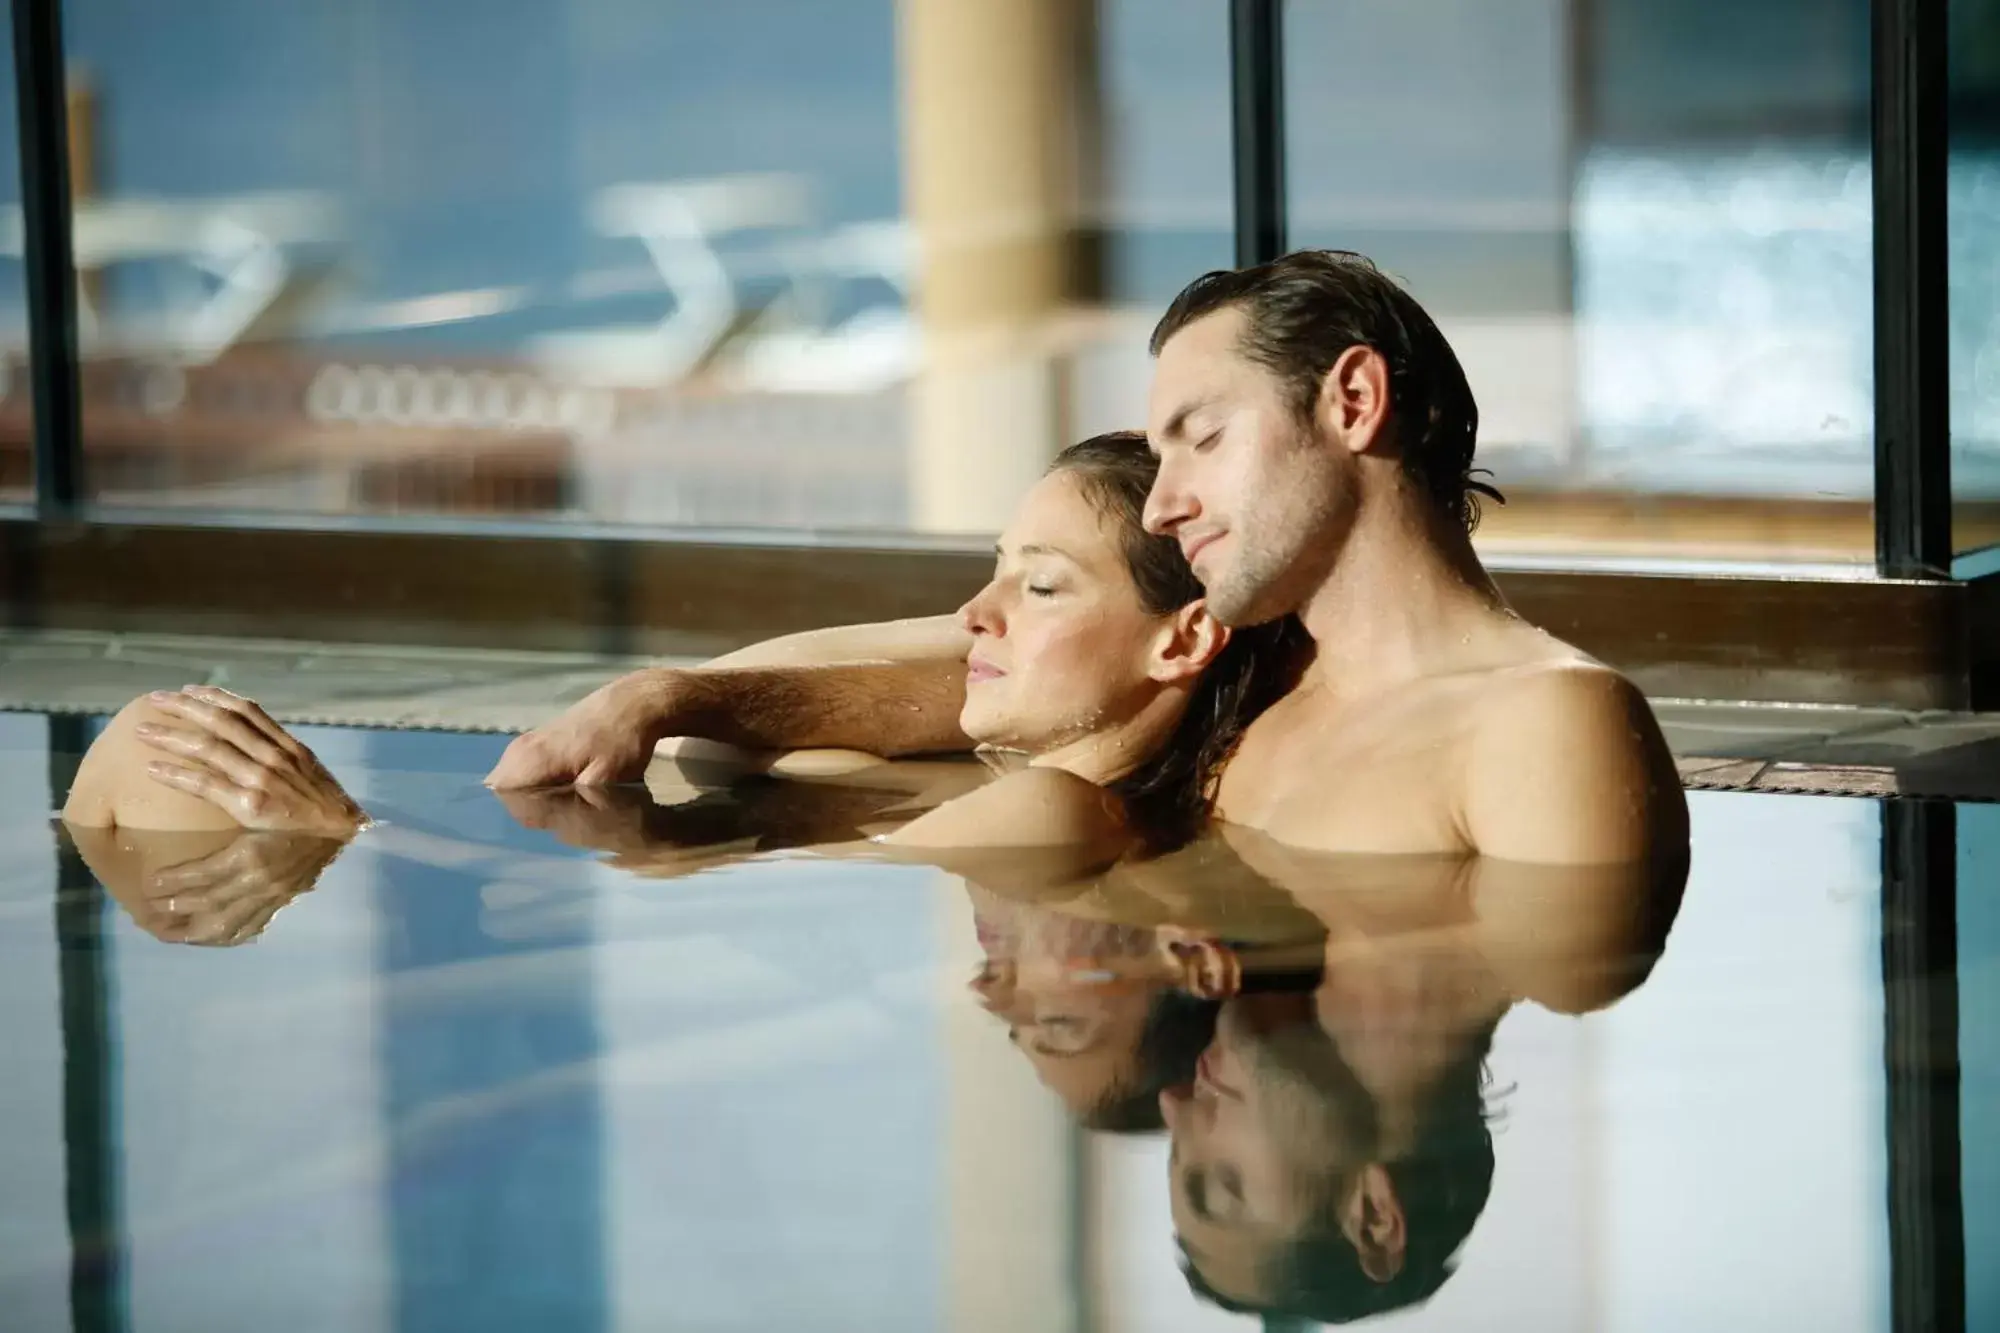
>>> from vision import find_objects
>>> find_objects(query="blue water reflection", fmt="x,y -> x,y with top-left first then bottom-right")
0,717 -> 1989,1330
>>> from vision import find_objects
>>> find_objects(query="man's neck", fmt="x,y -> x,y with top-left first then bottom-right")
1294,483 -> 1511,702
1314,928 -> 1505,1159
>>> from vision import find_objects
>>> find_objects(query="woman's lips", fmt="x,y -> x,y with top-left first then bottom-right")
966,660 -> 1005,684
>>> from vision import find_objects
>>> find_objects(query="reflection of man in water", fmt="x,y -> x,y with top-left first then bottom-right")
1151,830 -> 1680,1324
1165,994 -> 1495,1323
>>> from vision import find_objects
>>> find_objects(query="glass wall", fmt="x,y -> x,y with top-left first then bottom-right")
1285,0 -> 1878,571
0,0 -> 1971,577
0,19 -> 27,508
1954,0 -> 2000,570
38,0 -> 1232,537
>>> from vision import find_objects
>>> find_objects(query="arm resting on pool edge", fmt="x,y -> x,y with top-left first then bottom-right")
697,615 -> 972,671
658,614 -> 974,771
485,658 -> 976,788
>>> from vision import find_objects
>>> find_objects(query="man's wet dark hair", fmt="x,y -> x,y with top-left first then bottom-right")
1080,988 -> 1219,1133
1048,431 -> 1307,850
1179,1025 -> 1498,1324
1148,249 -> 1504,534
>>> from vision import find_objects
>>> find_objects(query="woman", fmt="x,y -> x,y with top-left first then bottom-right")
64,431 -> 1304,861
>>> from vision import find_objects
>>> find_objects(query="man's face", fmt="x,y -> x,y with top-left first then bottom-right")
1162,995 -> 1373,1300
1143,307 -> 1352,627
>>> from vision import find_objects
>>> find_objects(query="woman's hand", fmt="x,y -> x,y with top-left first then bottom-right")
135,686 -> 367,836
140,831 -> 348,946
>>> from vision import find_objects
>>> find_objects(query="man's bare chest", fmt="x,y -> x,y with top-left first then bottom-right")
1212,688 -> 1475,854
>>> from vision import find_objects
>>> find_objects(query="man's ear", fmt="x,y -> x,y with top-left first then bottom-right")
1317,344 -> 1392,457
1339,1163 -> 1408,1284
1147,601 -> 1230,684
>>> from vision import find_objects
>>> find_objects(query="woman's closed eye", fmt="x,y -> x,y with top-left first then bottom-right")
1017,1013 -> 1095,1055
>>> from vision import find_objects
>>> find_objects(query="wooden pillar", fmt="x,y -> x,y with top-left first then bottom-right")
897,0 -> 1095,533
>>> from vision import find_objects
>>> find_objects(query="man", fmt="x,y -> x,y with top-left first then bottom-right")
487,250 -> 1687,869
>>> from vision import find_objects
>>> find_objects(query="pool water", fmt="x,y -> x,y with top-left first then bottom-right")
0,711 -> 1992,1333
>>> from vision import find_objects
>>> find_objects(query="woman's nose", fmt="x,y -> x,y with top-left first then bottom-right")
969,960 -> 1016,1011
956,582 -> 1004,635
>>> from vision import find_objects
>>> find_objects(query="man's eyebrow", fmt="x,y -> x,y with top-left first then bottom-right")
1187,1166 -> 1212,1222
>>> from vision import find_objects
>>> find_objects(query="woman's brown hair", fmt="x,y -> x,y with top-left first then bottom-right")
1049,431 -> 1307,849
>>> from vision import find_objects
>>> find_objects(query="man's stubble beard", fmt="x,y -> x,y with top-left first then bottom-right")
1203,496 -> 1350,629
1235,1006 -> 1383,1158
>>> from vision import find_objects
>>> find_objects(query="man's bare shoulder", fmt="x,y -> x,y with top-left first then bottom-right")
1475,652 -> 1642,714
1459,657 -> 1687,865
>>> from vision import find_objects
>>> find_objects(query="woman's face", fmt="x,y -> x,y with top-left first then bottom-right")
957,470 -> 1176,752
969,894 -> 1173,1117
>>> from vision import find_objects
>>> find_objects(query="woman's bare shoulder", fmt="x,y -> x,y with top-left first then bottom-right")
881,765 -> 1126,852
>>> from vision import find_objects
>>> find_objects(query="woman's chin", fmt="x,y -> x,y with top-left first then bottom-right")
959,704 -> 1039,755
959,713 -> 1009,749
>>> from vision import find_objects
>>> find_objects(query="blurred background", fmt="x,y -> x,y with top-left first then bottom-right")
0,0 -> 1996,570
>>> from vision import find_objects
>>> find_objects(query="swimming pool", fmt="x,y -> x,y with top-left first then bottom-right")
0,710 -> 1991,1332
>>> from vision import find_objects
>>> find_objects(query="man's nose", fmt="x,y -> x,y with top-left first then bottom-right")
1143,467 -> 1195,537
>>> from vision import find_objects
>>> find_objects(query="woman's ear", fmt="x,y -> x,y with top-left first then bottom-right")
1147,601 -> 1230,684
1153,926 -> 1242,1000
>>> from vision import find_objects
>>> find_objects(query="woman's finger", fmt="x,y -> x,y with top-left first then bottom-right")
175,689 -> 357,817
147,758 -> 278,825
146,838 -> 265,896
181,687 -> 313,763
146,757 -> 229,802
146,691 -> 291,772
138,725 -> 273,794
182,899 -> 264,946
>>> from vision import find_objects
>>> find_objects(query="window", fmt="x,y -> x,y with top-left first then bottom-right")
1286,0 -> 1877,572
49,0 -> 1234,538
